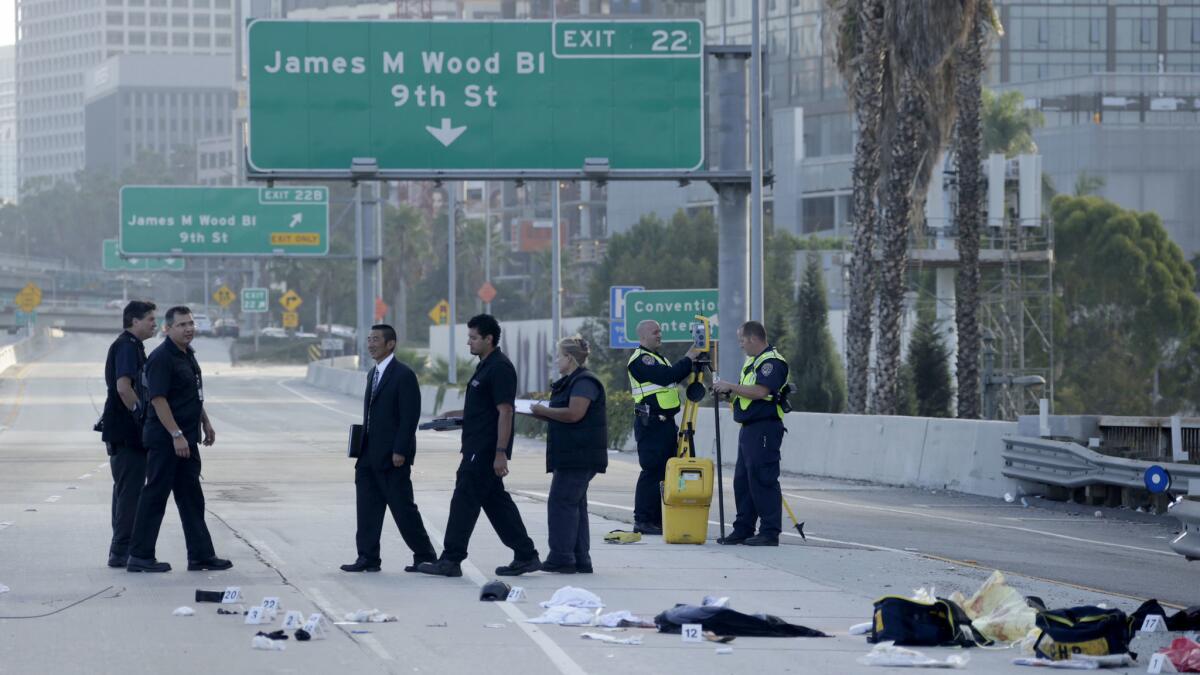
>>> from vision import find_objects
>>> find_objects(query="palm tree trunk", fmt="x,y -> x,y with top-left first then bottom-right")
845,0 -> 887,414
954,14 -> 985,419
872,70 -> 922,415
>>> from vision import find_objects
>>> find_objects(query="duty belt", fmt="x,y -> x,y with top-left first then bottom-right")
634,404 -> 673,423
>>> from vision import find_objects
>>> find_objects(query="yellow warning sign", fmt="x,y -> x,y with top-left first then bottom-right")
212,285 -> 236,308
427,299 -> 449,325
15,283 -> 42,312
282,311 -> 299,328
279,290 -> 303,312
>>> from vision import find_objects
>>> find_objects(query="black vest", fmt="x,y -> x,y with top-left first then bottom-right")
546,368 -> 608,473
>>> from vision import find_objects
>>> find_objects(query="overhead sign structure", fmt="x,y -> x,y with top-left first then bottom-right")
428,299 -> 449,326
242,288 -> 269,314
279,290 -> 303,312
119,186 -> 329,256
246,20 -> 703,173
14,283 -> 42,313
609,285 -> 643,349
623,289 -> 718,343
103,240 -> 185,272
213,285 -> 236,308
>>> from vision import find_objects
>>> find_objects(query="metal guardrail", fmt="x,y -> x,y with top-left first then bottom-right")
1003,435 -> 1200,561
1002,435 -> 1199,495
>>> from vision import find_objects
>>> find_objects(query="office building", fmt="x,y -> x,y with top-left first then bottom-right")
0,45 -> 17,203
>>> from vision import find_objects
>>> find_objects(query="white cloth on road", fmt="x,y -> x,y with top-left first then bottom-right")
580,632 -> 643,645
527,605 -> 598,626
540,586 -> 603,609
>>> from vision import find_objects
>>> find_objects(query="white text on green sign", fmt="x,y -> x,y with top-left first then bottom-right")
247,20 -> 703,172
623,289 -> 719,343
120,186 -> 329,256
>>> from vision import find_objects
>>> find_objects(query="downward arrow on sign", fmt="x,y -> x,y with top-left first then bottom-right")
426,118 -> 467,147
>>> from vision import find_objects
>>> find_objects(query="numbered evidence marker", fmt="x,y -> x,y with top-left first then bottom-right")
681,623 -> 703,643
301,613 -> 328,639
505,586 -> 526,602
1141,615 -> 1167,633
221,587 -> 242,603
261,596 -> 281,620
244,605 -> 265,625
1147,652 -> 1174,674
282,611 -> 306,631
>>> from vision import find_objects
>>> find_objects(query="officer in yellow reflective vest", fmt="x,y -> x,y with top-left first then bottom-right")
627,320 -> 701,535
711,320 -> 788,546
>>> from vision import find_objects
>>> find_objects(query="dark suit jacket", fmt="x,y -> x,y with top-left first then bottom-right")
357,358 -> 422,471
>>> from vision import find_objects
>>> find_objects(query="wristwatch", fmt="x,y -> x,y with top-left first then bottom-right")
171,430 -> 183,439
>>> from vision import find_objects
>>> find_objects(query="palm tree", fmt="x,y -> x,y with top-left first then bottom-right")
871,0 -> 973,414
829,0 -> 887,414
953,2 -> 1001,419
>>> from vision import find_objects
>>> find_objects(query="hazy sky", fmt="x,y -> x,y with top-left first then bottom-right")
2,0 -> 14,46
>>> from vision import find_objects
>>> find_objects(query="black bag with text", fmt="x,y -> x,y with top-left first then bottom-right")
869,596 -> 986,647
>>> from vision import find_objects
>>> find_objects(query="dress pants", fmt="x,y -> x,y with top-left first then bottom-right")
633,418 -> 677,526
128,440 -> 215,562
440,455 -> 537,564
108,444 -> 146,558
545,469 -> 596,567
354,464 -> 437,563
730,419 -> 784,539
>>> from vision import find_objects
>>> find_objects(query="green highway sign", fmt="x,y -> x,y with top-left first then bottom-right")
247,20 -> 703,173
120,186 -> 329,256
242,288 -> 269,314
623,289 -> 719,343
103,239 -> 185,272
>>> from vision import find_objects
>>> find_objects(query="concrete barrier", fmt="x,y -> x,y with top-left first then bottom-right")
305,361 -> 466,417
0,328 -> 56,374
305,359 -> 1025,500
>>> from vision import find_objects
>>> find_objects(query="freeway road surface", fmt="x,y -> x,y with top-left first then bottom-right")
0,333 -> 1193,675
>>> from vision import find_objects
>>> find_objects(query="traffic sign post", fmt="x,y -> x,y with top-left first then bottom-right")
279,290 -> 303,312
428,299 -> 449,326
14,283 -> 42,313
623,289 -> 718,343
608,285 -> 643,349
247,20 -> 702,174
102,240 -> 185,272
282,311 -> 299,329
119,186 -> 329,256
241,288 -> 269,314
213,285 -> 236,309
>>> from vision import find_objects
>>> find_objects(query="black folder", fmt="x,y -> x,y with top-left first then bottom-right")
347,424 -> 363,458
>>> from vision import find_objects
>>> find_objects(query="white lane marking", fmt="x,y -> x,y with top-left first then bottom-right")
78,473 -> 92,480
421,520 -> 588,675
44,495 -> 60,503
276,380 -> 358,420
782,492 -> 1175,558
308,586 -> 394,662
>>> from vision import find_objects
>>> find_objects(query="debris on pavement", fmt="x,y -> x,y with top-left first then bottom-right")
479,580 -> 511,602
580,632 -> 643,645
256,630 -> 288,641
251,635 -> 285,651
0,583 -> 9,594
1012,654 -> 1135,669
849,622 -> 873,635
948,570 -> 1039,644
704,631 -> 735,644
484,623 -> 507,629
172,606 -> 195,616
1162,636 -> 1200,672
655,599 -> 828,638
344,609 -> 397,623
715,647 -> 734,655
294,629 -> 311,642
596,611 -> 655,629
194,589 -> 225,603
540,586 -> 604,610
604,530 -> 642,544
526,605 -> 598,626
858,642 -> 970,669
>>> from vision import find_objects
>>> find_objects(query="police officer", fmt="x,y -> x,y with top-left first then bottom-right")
626,320 -> 700,535
711,320 -> 788,547
418,314 -> 541,578
102,300 -> 156,568
126,306 -> 231,573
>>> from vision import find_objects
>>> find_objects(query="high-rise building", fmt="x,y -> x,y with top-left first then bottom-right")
83,53 -> 235,177
15,0 -> 236,188
0,45 -> 17,203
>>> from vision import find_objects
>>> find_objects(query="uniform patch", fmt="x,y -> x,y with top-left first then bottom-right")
641,355 -> 657,366
759,363 -> 774,376
470,379 -> 481,387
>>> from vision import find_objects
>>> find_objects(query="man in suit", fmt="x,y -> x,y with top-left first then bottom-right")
342,324 -> 439,573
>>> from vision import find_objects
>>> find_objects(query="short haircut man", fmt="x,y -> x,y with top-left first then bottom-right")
372,323 -> 398,346
467,313 -> 501,347
165,305 -> 191,326
123,300 -> 157,329
739,320 -> 767,342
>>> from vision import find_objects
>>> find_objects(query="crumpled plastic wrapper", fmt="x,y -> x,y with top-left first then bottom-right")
1163,636 -> 1200,672
172,606 -> 195,616
949,570 -> 1038,644
344,609 -> 397,623
858,642 -> 970,669
251,635 -> 286,651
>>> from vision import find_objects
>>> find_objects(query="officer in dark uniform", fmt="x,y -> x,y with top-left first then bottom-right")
126,306 -> 231,573
625,320 -> 700,535
712,320 -> 789,546
102,300 -> 156,568
418,314 -> 540,578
